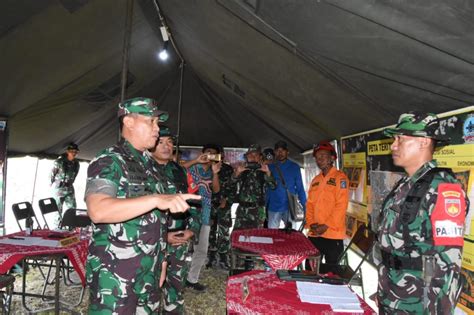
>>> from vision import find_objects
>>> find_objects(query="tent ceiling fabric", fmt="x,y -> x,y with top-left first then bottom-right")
1,0 -> 473,161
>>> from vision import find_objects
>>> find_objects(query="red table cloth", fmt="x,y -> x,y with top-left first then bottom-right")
226,270 -> 376,314
231,229 -> 318,270
0,230 -> 89,285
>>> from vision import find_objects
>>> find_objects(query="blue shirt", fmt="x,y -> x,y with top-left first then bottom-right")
267,160 -> 307,213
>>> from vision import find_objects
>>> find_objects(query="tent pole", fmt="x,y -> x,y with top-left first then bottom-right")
175,62 -> 185,153
31,158 -> 39,204
120,0 -> 134,103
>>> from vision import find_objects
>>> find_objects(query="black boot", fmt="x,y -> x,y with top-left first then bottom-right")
219,253 -> 230,270
206,250 -> 217,269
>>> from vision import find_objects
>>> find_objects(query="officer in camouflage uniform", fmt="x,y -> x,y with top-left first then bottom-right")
150,126 -> 201,314
85,97 -> 200,314
51,142 -> 80,214
377,112 -> 469,314
231,144 -> 276,230
207,148 -> 234,269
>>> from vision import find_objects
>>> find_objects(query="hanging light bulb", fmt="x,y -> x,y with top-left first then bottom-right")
159,40 -> 169,61
158,25 -> 170,61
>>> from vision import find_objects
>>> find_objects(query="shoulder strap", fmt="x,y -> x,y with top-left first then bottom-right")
400,167 -> 452,252
274,163 -> 287,188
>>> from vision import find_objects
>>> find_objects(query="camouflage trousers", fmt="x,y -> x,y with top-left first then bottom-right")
234,206 -> 265,230
163,243 -> 190,314
208,206 -> 232,254
86,249 -> 162,314
52,187 -> 76,227
52,187 -> 77,211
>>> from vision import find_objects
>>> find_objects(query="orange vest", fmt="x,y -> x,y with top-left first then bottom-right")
305,167 -> 349,240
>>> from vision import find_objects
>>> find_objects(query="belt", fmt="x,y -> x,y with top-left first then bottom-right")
381,251 -> 422,271
239,201 -> 264,207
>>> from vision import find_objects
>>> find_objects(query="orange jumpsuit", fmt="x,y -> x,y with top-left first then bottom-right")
305,167 -> 349,240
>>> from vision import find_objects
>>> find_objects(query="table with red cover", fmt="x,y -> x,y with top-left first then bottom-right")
226,270 -> 376,314
231,228 -> 319,270
0,229 -> 88,285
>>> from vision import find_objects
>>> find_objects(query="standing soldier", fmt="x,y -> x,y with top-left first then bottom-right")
150,126 -> 201,314
85,97 -> 199,314
378,111 -> 469,314
231,144 -> 276,229
207,147 -> 234,269
51,142 -> 80,214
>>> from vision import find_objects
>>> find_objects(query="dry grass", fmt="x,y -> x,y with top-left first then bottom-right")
8,265 -> 228,314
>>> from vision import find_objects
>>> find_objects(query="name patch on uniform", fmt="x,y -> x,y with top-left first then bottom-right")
312,182 -> 320,187
434,220 -> 463,238
340,180 -> 347,189
327,178 -> 336,186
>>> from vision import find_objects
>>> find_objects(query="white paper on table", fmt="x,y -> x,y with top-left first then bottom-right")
296,282 -> 361,309
238,235 -> 273,244
0,236 -> 61,247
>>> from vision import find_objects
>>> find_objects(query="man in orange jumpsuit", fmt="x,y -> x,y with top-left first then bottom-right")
305,141 -> 349,269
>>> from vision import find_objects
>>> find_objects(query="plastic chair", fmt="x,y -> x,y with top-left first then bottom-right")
38,198 -> 62,229
11,202 -> 41,231
317,224 -> 375,299
60,208 -> 91,230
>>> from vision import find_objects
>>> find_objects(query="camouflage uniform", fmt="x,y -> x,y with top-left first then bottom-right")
377,112 -> 469,314
161,161 -> 201,314
51,153 -> 79,211
231,169 -> 276,230
85,97 -> 169,314
208,163 -> 234,266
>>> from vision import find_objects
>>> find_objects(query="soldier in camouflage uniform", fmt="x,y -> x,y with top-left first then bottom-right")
51,142 -> 80,217
85,97 -> 200,314
207,148 -> 234,269
231,144 -> 276,230
150,126 -> 201,314
378,112 -> 469,314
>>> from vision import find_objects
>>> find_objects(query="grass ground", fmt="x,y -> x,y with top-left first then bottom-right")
8,266 -> 228,314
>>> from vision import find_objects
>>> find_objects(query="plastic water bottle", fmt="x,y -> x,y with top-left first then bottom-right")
25,216 -> 33,236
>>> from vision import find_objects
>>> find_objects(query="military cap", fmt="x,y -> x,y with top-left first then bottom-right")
274,140 -> 288,150
384,111 -> 449,142
66,143 -> 79,151
246,144 -> 261,154
158,125 -> 177,142
117,97 -> 168,122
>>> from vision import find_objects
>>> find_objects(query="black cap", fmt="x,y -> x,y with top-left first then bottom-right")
202,144 -> 221,153
66,143 -> 79,151
263,148 -> 275,160
274,140 -> 288,150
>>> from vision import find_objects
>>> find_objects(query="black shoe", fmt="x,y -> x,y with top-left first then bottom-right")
186,280 -> 206,292
219,253 -> 230,270
206,251 -> 217,269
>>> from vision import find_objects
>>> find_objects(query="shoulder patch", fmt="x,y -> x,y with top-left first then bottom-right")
340,180 -> 347,189
431,182 -> 466,246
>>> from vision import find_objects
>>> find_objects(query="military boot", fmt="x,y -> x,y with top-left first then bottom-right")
218,253 -> 230,270
206,250 -> 217,269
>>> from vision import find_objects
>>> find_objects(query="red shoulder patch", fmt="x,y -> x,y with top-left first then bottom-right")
431,183 -> 466,247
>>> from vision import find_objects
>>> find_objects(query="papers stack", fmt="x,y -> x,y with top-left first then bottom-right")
238,235 -> 273,244
0,236 -> 61,247
297,281 -> 364,313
